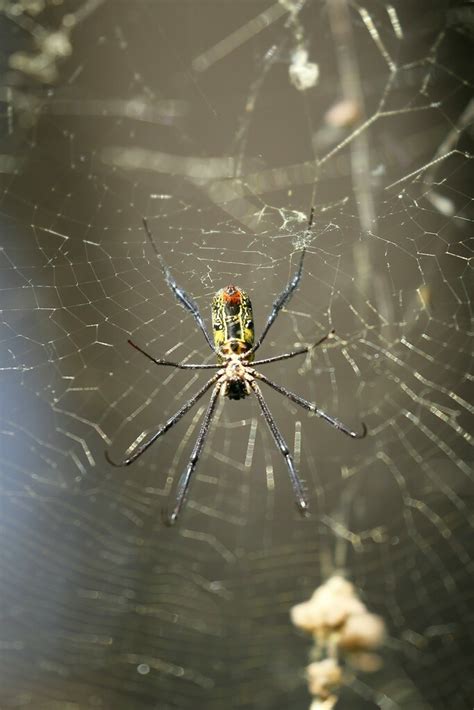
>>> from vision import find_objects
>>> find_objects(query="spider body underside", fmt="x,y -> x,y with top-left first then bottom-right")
221,356 -> 252,400
106,214 -> 366,525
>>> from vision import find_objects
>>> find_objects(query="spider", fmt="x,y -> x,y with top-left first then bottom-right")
106,213 -> 366,525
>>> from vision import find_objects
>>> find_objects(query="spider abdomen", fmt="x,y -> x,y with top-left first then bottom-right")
212,285 -> 255,360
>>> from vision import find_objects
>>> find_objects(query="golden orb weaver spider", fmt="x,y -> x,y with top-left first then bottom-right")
106,212 -> 366,525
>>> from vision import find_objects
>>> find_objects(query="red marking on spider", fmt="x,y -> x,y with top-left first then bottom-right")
222,286 -> 242,304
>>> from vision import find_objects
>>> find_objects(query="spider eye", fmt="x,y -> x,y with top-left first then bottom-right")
246,320 -> 253,329
214,323 -> 223,331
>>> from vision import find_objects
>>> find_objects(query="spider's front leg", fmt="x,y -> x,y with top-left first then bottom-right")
246,207 -> 314,359
246,249 -> 306,358
142,218 -> 216,353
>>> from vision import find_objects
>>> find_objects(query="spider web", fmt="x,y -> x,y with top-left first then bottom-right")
0,1 -> 472,708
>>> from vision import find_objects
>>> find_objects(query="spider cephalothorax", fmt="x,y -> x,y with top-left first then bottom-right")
106,213 -> 366,525
221,356 -> 252,400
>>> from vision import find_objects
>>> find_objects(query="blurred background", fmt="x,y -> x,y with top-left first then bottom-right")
0,1 -> 472,708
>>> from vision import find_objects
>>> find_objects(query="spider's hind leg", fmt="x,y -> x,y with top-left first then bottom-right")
250,380 -> 309,515
105,373 -> 220,467
165,382 -> 222,525
255,371 -> 367,439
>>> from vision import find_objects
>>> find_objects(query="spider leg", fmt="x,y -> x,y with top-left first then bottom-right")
142,218 -> 216,353
105,372 -> 221,467
246,208 -> 314,357
254,371 -> 367,439
250,380 -> 309,515
247,249 -> 305,357
128,339 -> 222,369
251,330 -> 334,366
164,382 -> 221,526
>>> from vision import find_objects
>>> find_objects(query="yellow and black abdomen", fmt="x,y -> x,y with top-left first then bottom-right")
212,285 -> 254,360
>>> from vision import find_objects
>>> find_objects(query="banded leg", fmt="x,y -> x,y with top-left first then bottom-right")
247,250 -> 305,357
251,330 -> 334,366
254,372 -> 367,438
128,339 -> 222,370
165,382 -> 221,526
105,372 -> 221,466
250,380 -> 309,515
246,208 -> 314,357
142,218 -> 215,352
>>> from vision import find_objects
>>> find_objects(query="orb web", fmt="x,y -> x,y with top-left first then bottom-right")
0,2 -> 472,708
